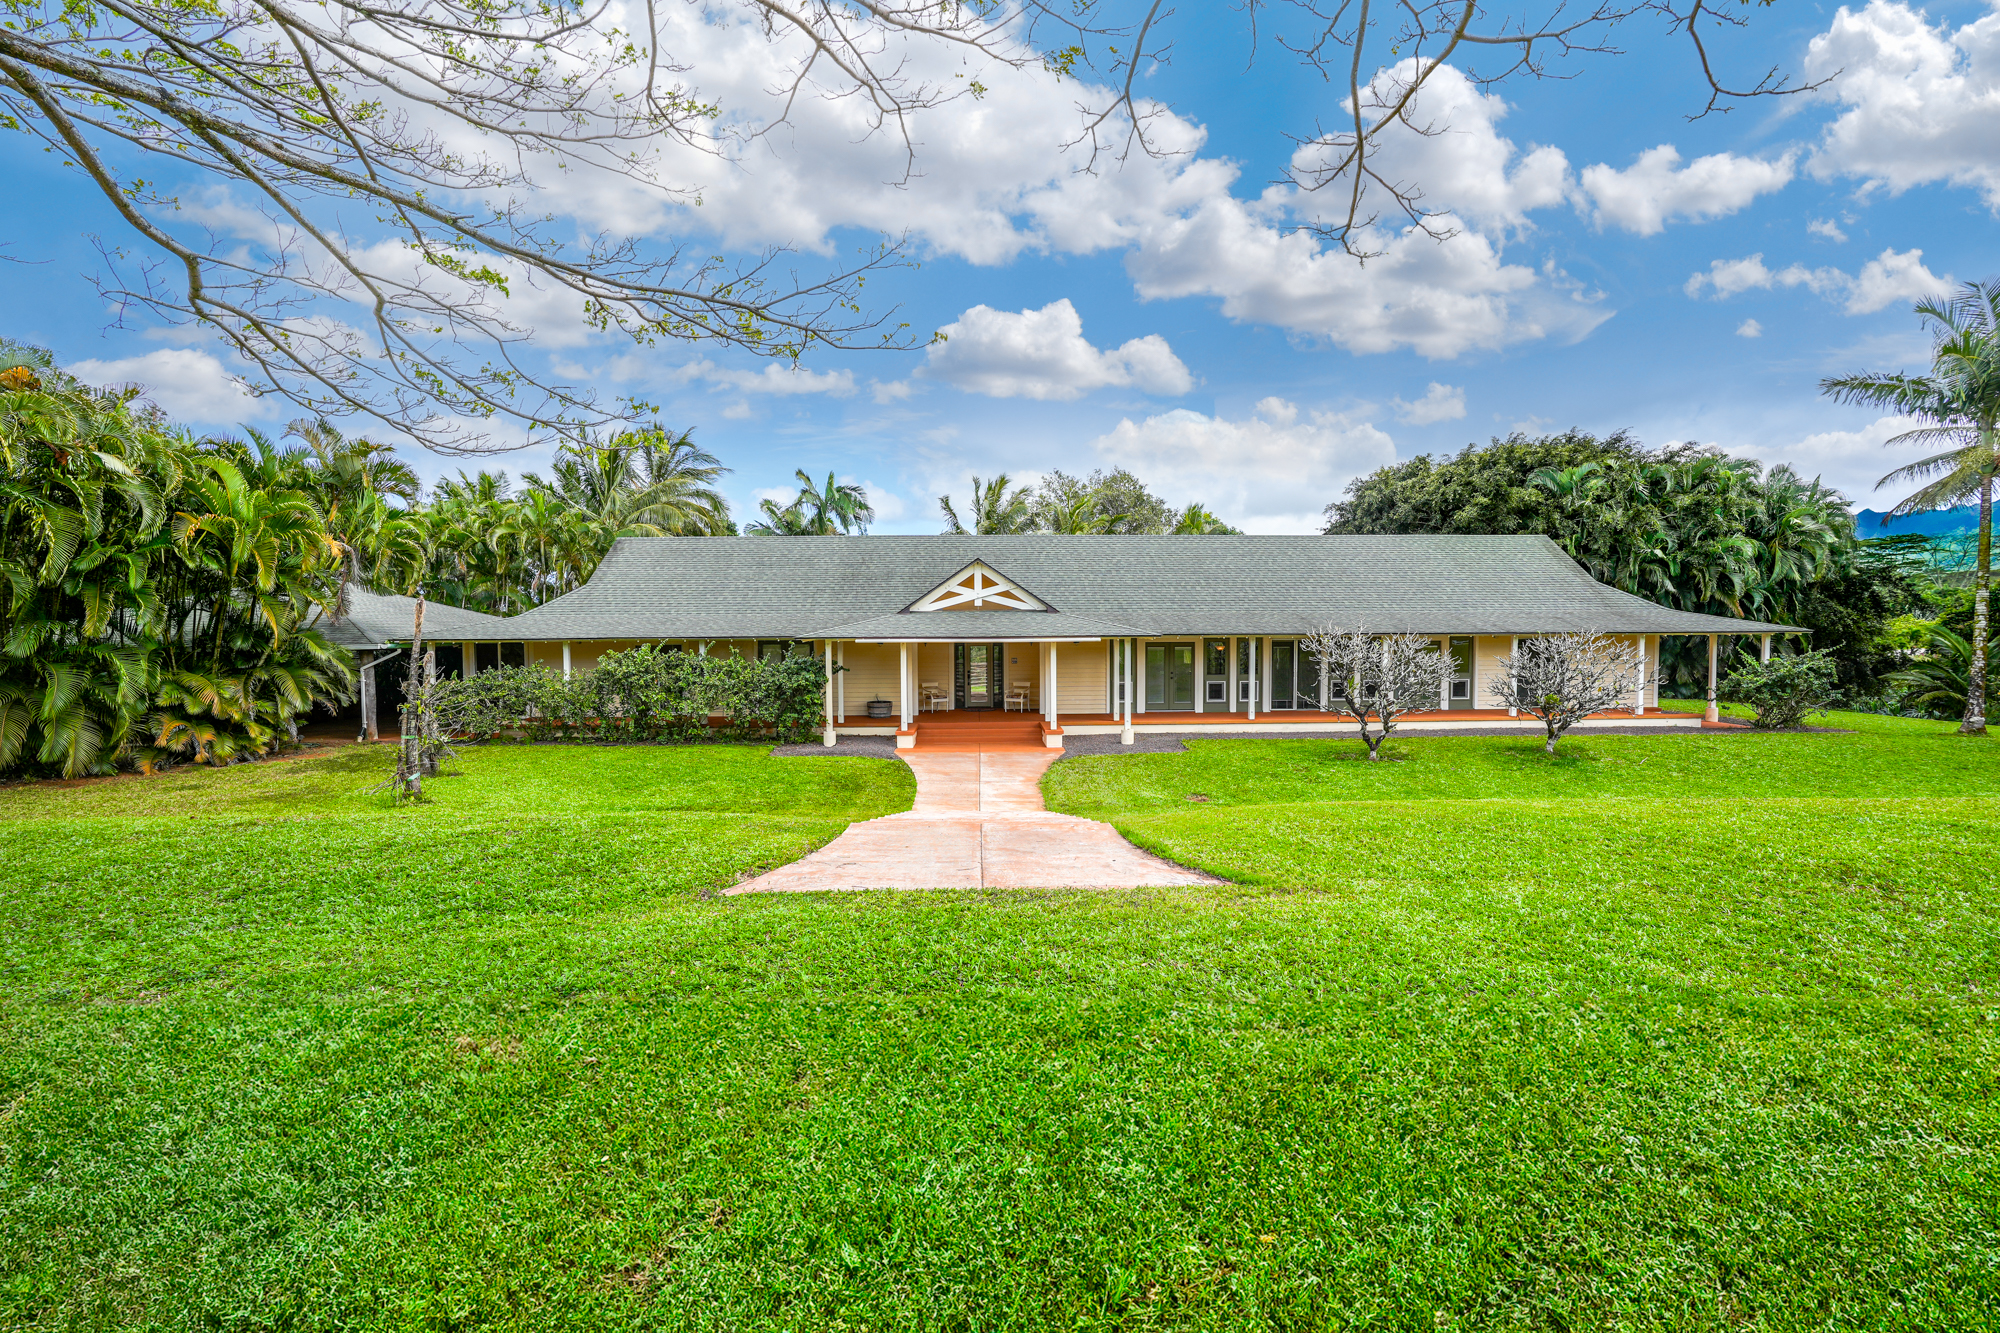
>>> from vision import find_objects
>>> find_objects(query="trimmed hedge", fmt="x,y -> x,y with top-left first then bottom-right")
432,644 -> 827,745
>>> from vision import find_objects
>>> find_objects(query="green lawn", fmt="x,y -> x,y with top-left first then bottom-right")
4,722 -> 1998,1330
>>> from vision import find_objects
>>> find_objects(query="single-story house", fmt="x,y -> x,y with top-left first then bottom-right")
349,534 -> 1792,749
315,586 -> 519,739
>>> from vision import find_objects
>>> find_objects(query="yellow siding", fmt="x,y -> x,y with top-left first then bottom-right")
840,642 -> 903,716
917,643 -> 955,710
1473,635 -> 1514,708
1056,641 -> 1109,714
1000,644 -> 1039,710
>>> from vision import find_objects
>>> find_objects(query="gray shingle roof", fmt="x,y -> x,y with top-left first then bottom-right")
313,587 -> 518,650
498,535 -> 1801,639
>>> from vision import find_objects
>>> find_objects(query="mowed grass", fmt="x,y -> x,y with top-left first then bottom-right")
2,721 -> 1998,1330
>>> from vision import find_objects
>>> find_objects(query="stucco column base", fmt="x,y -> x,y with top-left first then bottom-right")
821,727 -> 836,748
895,727 -> 916,750
1041,722 -> 1064,749
1120,723 -> 1134,744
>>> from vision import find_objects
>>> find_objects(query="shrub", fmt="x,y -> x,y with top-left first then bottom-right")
1722,650 -> 1842,729
432,646 -> 826,745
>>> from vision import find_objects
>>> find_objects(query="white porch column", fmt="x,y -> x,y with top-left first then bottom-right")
1705,634 -> 1720,723
1049,642 -> 1060,724
360,659 -> 377,742
461,641 -> 474,678
1121,638 -> 1135,744
1507,636 -> 1518,717
899,641 -> 911,728
1227,637 -> 1239,716
836,642 -> 846,721
1439,638 -> 1450,712
1247,637 -> 1257,722
1632,635 -> 1646,716
1191,637 -> 1203,714
1262,637 -> 1275,715
822,639 -> 836,747
1134,639 -> 1147,716
562,641 -> 573,680
1760,633 -> 1772,663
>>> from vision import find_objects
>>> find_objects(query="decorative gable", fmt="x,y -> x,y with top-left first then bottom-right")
907,561 -> 1051,613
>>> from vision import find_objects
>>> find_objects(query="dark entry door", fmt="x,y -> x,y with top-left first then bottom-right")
956,642 -> 1004,708
1145,643 -> 1196,710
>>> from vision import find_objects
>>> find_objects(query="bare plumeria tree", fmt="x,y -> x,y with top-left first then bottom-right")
1496,630 -> 1644,754
0,0 -> 1818,445
1304,626 -> 1452,760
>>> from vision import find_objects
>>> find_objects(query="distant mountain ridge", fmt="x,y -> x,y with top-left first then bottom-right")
1853,506 -> 1980,537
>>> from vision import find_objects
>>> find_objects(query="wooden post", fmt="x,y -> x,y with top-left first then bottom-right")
1705,634 -> 1720,723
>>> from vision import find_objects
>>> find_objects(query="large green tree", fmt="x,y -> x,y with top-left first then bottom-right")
1324,431 -> 1910,693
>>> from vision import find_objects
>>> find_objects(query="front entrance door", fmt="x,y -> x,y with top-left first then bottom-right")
956,642 -> 1004,708
1145,643 -> 1196,711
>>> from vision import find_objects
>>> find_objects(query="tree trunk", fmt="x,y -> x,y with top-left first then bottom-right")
1963,460 -> 1991,736
1544,735 -> 1559,755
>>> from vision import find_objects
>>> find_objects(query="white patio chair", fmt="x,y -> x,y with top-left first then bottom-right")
920,681 -> 949,712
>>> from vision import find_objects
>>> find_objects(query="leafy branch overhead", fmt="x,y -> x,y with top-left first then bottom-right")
0,0 -> 1817,446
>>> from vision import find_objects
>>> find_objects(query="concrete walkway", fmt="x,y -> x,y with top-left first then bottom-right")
729,751 -> 1220,893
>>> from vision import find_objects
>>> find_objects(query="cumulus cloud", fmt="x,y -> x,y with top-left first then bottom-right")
1736,319 -> 1763,338
1743,414 -> 1927,505
1579,145 -> 1796,235
1392,382 -> 1468,424
1806,0 -> 2000,207
1684,247 -> 1948,313
67,348 -> 272,425
1808,218 -> 1849,242
917,299 -> 1192,400
670,358 -> 857,397
1088,396 -> 1397,532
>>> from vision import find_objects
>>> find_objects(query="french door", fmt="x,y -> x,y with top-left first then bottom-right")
1144,643 -> 1196,710
955,642 -> 1004,708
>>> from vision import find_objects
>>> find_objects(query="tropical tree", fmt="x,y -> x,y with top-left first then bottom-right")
745,497 -> 819,536
1,342 -> 353,775
1171,503 -> 1242,534
749,469 -> 874,535
1042,491 -> 1120,534
524,429 -> 733,539
1822,280 -> 2000,735
940,474 -> 1036,535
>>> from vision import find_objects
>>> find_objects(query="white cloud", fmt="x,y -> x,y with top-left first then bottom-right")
1844,246 -> 1953,313
1742,414 -> 1925,504
918,299 -> 1192,400
1808,217 -> 1849,242
1392,382 -> 1468,424
67,349 -> 272,426
857,480 -> 907,522
1683,246 -> 1947,313
1288,63 -> 1573,235
1579,145 -> 1796,235
670,358 -> 856,397
1088,396 -> 1397,532
1736,319 -> 1763,338
1806,0 -> 2000,207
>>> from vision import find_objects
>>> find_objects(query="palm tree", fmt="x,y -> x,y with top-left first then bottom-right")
1043,490 -> 1119,534
745,497 -> 818,536
791,469 -> 875,534
939,474 -> 1036,534
1823,280 -> 2000,735
1169,503 -> 1241,534
524,427 -> 732,538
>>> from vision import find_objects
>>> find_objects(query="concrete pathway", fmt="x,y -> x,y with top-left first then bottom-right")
729,751 -> 1220,893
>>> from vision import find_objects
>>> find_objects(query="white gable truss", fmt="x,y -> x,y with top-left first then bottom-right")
907,561 -> 1051,613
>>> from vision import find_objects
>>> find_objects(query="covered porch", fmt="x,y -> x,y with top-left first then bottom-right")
810,630 -> 1770,751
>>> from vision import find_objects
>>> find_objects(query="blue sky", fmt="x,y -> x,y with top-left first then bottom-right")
4,0 -> 1996,532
